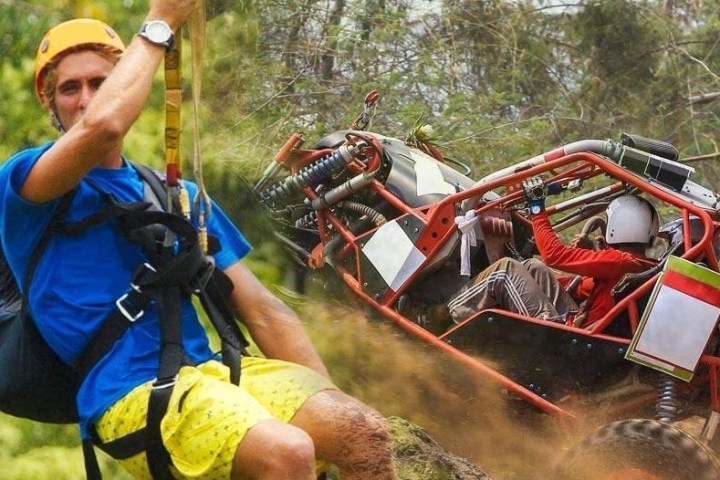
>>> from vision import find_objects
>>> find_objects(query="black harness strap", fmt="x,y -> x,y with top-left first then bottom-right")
147,273 -> 184,480
90,265 -> 249,464
133,164 -> 249,378
40,164 -> 253,479
91,427 -> 146,460
197,266 -> 246,384
58,200 -> 151,236
21,191 -> 77,316
79,195 -> 204,480
72,204 -> 207,380
16,190 -> 104,479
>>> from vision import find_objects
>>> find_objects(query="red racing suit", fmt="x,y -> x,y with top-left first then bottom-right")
532,212 -> 656,326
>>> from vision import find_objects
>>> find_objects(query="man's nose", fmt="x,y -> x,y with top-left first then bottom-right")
78,84 -> 95,109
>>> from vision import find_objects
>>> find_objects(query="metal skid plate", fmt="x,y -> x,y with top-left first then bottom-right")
356,213 -> 426,301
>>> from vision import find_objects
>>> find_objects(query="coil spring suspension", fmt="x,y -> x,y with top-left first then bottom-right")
655,375 -> 678,423
295,211 -> 318,230
260,147 -> 356,207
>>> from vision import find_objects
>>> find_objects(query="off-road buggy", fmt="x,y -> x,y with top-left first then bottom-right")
254,94 -> 720,479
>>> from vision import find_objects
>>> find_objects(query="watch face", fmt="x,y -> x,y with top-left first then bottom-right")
146,21 -> 172,44
531,205 -> 541,215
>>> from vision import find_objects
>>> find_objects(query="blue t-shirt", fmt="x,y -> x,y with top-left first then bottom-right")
0,142 -> 251,436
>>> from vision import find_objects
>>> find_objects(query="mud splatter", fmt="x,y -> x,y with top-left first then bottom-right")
298,298 -> 604,479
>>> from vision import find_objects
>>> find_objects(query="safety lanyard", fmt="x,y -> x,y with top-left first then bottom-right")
163,9 -> 210,253
164,41 -> 182,192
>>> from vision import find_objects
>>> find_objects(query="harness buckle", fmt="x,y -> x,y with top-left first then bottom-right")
116,293 -> 145,322
131,262 -> 158,292
152,374 -> 179,390
190,257 -> 215,294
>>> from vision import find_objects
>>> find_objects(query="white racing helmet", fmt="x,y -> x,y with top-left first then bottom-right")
605,195 -> 659,245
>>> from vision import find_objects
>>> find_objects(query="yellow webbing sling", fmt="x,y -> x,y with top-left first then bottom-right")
164,38 -> 181,194
163,2 -> 208,251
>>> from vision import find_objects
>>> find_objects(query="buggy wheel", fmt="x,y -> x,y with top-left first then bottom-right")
555,419 -> 720,480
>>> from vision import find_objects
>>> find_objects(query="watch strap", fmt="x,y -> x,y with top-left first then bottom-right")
138,20 -> 174,50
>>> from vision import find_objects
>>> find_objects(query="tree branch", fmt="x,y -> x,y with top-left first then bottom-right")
688,91 -> 720,106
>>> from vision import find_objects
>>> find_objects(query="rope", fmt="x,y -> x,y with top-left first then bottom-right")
189,1 -> 210,253
163,2 -> 210,251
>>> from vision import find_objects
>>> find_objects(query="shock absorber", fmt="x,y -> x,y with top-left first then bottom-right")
655,375 -> 678,423
259,143 -> 362,207
295,210 -> 319,230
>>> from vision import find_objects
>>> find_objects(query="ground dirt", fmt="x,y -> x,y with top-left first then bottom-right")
296,298 -> 598,480
323,416 -> 493,480
388,416 -> 493,479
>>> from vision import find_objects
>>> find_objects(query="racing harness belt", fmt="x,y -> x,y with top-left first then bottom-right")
34,164 -> 248,480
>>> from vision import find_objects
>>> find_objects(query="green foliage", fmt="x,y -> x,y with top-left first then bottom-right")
0,59 -> 55,159
243,241 -> 291,285
2,446 -> 130,480
0,413 -> 132,479
0,4 -> 55,69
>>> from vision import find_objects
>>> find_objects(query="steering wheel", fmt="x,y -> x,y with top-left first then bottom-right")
574,215 -> 607,249
581,216 -> 606,236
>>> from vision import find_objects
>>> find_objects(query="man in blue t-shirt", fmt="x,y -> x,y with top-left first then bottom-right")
0,1 -> 396,478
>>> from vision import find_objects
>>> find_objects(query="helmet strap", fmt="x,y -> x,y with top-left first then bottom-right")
50,112 -> 65,133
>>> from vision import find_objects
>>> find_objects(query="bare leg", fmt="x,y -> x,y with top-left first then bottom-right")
291,390 -> 397,480
231,418 -> 317,480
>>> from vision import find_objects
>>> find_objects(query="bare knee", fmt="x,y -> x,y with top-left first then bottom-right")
356,405 -> 392,445
232,419 -> 316,480
332,401 -> 395,479
266,431 -> 315,473
337,401 -> 392,451
295,391 -> 396,479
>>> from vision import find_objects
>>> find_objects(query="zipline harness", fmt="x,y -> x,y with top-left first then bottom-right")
5,161 -> 250,480
84,11 -> 232,478
0,7 -> 243,479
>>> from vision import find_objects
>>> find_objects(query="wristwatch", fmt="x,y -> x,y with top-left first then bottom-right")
138,20 -> 174,50
529,205 -> 543,215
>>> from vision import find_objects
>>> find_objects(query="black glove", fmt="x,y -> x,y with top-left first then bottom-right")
522,176 -> 547,215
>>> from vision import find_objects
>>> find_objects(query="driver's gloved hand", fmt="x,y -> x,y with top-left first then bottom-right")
522,176 -> 547,215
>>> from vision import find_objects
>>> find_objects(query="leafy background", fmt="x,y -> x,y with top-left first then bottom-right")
2,0 -> 720,478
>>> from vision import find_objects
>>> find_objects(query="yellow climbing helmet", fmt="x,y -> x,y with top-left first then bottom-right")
34,18 -> 126,104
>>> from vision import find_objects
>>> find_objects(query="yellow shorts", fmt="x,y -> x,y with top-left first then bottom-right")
94,357 -> 336,480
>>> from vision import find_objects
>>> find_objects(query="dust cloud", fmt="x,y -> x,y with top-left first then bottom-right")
298,299 -> 610,480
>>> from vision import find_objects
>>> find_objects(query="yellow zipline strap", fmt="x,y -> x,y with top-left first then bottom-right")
165,36 -> 192,227
163,3 -> 209,251
164,39 -> 181,192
